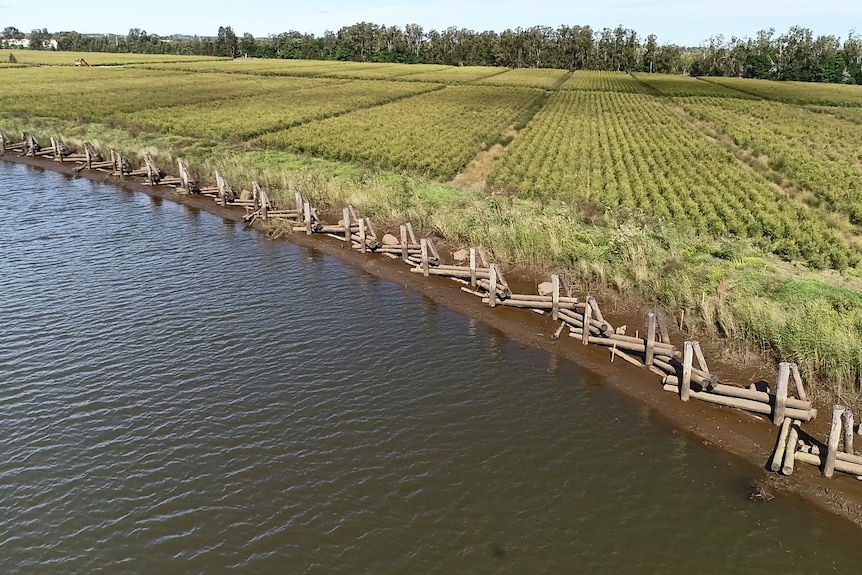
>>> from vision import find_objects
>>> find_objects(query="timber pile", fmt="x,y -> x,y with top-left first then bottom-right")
9,134 -> 841,483
772,405 -> 862,479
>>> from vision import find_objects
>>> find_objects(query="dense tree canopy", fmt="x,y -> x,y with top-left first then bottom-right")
2,21 -> 861,83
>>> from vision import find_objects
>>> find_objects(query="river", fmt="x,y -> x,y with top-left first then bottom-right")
1,160 -> 860,574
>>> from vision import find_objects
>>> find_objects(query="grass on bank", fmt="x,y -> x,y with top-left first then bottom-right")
2,113 -> 860,406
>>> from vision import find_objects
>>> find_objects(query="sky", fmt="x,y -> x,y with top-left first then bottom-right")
2,0 -> 861,46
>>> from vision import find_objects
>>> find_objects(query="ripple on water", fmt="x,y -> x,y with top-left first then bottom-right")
1,161 -> 862,574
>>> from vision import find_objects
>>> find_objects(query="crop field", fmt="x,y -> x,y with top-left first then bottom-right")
561,71 -> 650,93
0,50 -> 221,66
633,73 -> 752,98
125,80 -> 442,140
491,90 -> 857,268
476,68 -> 570,89
1,60 -> 861,271
678,96 -> 862,225
0,67 -> 339,120
255,85 -> 539,179
703,77 -> 862,106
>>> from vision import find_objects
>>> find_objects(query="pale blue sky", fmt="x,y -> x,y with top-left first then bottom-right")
2,0 -> 861,46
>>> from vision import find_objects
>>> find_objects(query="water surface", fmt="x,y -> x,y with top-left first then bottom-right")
0,161 -> 860,573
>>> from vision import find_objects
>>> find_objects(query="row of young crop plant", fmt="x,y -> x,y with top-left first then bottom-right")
632,73 -> 753,98
0,67 -> 338,121
476,68 -> 570,89
491,90 -> 857,269
0,51 -> 221,66
560,71 -> 650,93
255,85 -> 539,180
678,96 -> 862,225
702,77 -> 862,106
124,80 -> 442,141
806,105 -> 862,125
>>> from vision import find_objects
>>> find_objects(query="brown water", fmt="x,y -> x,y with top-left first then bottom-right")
1,160 -> 861,574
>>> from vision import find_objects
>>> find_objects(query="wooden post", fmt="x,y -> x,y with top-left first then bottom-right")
692,342 -> 709,373
773,362 -> 790,426
551,275 -> 560,321
681,342 -> 693,401
656,311 -> 671,344
0,132 -> 6,155
85,145 -> 92,170
295,192 -> 303,214
406,222 -> 417,245
469,248 -> 477,288
789,363 -> 807,401
769,416 -> 792,472
825,405 -> 846,478
782,420 -> 800,476
488,264 -> 498,307
340,208 -> 351,243
582,298 -> 592,345
842,410 -> 854,455
645,313 -> 656,366
258,186 -> 269,220
304,202 -> 312,235
399,224 -> 408,259
420,238 -> 429,275
358,218 -> 367,252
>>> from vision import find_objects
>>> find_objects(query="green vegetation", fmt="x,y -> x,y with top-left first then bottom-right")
1,57 -> 861,402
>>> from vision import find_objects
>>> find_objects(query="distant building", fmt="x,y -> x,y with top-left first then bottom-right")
2,38 -> 59,49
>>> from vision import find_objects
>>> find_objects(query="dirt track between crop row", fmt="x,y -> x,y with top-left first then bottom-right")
6,151 -> 862,534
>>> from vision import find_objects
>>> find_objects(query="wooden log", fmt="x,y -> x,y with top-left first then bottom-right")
842,410 -> 855,455
692,341 -> 709,374
582,298 -> 592,345
488,264 -> 498,307
781,421 -> 800,475
789,363 -> 807,401
661,378 -> 811,410
551,275 -> 560,321
825,405 -> 846,478
836,451 -> 862,465
469,248 -> 477,288
607,333 -> 676,355
508,294 -> 582,305
681,342 -> 693,401
405,222 -> 417,245
769,416 -> 792,472
304,202 -> 313,235
344,208 -> 352,243
609,347 -> 645,369
426,237 -> 440,264
655,310 -> 671,344
661,385 -> 817,421
645,313 -> 657,366
477,247 -> 489,267
410,267 -> 490,280
359,218 -> 367,253
294,192 -> 303,214
400,225 -> 408,260
365,218 -> 378,241
773,362 -> 790,426
420,238 -> 429,276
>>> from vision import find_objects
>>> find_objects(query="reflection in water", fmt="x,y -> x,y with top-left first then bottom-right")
0,161 -> 861,574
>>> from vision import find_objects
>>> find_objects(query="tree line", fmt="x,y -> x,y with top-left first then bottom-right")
3,22 -> 862,83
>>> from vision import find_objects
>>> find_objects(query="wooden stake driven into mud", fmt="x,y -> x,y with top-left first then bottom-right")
469,248 -> 478,287
773,363 -> 791,426
551,275 -> 560,321
842,410 -> 854,455
824,405 -> 846,478
358,218 -> 367,252
582,297 -> 592,345
681,342 -> 693,401
789,363 -> 807,402
645,313 -> 657,366
304,202 -> 313,235
488,264 -> 498,307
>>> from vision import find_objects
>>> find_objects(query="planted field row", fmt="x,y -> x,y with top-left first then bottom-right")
0,67 -> 338,120
476,68 -> 570,89
492,90 -> 856,269
633,73 -> 753,98
678,96 -> 862,224
0,50 -> 222,66
124,80 -> 442,141
702,77 -> 862,107
561,71 -> 650,94
256,85 -> 539,179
